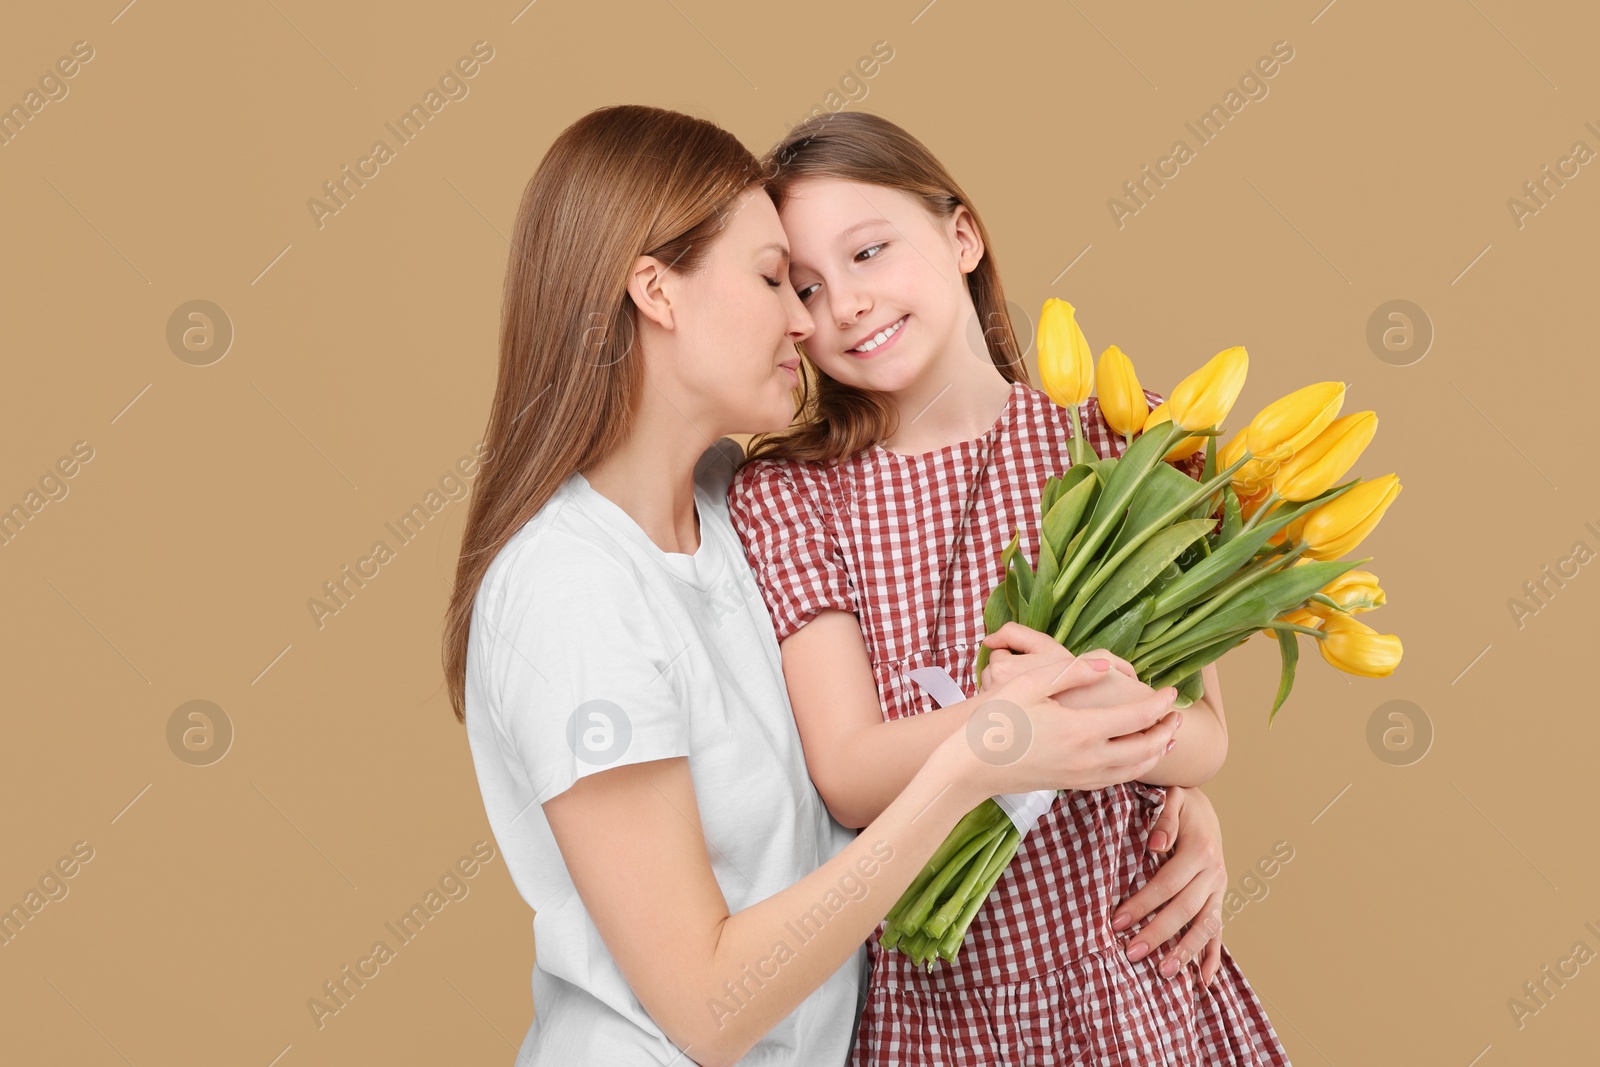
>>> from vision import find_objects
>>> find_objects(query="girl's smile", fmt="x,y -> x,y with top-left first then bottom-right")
845,313 -> 908,358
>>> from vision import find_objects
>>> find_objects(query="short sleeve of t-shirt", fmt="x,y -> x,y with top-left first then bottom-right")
473,531 -> 691,805
725,459 -> 856,644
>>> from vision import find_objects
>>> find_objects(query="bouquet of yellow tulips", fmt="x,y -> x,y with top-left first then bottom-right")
880,297 -> 1404,969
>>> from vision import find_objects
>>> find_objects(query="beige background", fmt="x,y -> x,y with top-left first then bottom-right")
2,0 -> 1594,1063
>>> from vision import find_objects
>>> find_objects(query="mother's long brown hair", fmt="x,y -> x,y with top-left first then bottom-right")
742,111 -> 1031,467
442,104 -> 765,723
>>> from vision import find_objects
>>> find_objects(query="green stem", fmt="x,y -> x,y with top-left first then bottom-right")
935,826 -> 1021,961
1240,488 -> 1283,534
896,824 -> 1008,935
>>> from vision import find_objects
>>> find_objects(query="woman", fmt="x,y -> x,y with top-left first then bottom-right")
440,103 -> 1220,1066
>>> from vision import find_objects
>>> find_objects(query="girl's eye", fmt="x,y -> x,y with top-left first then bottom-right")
764,275 -> 783,288
791,245 -> 883,303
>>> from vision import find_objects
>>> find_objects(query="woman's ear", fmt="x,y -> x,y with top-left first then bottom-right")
627,254 -> 675,331
950,204 -> 985,275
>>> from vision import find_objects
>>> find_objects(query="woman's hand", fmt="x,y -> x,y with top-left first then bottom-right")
953,655 -> 1183,796
1110,784 -> 1228,985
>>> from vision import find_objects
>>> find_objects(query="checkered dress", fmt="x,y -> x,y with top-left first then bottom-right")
727,382 -> 1291,1066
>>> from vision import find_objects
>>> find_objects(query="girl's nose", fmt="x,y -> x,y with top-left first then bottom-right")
830,285 -> 871,332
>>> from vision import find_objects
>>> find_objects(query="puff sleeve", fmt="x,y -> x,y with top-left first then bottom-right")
725,459 -> 857,643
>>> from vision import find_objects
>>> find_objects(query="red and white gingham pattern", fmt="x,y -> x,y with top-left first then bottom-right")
728,383 -> 1290,1066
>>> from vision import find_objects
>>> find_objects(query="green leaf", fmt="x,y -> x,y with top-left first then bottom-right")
1080,594 -> 1157,661
1107,462 -> 1205,559
1173,670 -> 1206,709
1269,625 -> 1299,726
1042,473 -> 1099,561
1214,483 -> 1243,547
999,528 -> 1022,618
1066,518 -> 1216,649
1045,526 -> 1090,633
982,582 -> 1010,635
1307,592 -> 1343,614
1149,556 -> 1366,667
1013,547 -> 1035,602
1040,475 -> 1062,517
1051,435 -> 1254,637
1148,631 -> 1251,690
1146,495 -> 1339,620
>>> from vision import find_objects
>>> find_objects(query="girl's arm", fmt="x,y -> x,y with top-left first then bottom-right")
542,661 -> 1181,1067
781,615 -> 1224,831
776,608 -> 985,829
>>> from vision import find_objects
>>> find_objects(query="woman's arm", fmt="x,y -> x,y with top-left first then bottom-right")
542,660 -> 1181,1067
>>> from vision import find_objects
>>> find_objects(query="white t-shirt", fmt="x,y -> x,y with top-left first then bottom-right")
463,437 -> 866,1066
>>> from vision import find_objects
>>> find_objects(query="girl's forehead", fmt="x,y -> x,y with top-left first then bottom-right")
779,183 -> 909,248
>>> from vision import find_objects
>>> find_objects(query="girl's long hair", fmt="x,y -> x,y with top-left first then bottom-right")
742,111 -> 1030,467
442,104 -> 765,723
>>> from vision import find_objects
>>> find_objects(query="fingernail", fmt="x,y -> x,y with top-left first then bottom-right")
1088,658 -> 1110,671
1126,941 -> 1149,962
1160,956 -> 1180,978
1148,831 -> 1167,851
1111,912 -> 1132,931
1175,712 -> 1183,728
1166,738 -> 1176,752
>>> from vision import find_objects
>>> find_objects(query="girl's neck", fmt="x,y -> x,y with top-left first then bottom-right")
877,360 -> 1017,457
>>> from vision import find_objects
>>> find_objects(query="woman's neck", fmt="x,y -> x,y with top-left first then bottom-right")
580,401 -> 705,555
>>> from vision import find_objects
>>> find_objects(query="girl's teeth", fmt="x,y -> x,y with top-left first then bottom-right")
854,317 -> 903,352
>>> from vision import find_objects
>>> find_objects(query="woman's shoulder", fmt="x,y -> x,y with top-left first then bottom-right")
477,483 -> 631,609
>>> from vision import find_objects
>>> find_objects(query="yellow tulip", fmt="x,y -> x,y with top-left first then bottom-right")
1240,484 -> 1275,524
1144,402 -> 1204,461
1220,428 -> 1272,499
1272,411 -> 1378,502
1097,345 -> 1146,439
1246,381 -> 1346,465
1297,474 -> 1402,560
1317,613 -> 1403,677
1166,346 -> 1249,431
1037,298 -> 1093,408
1219,428 -> 1249,471
1305,568 -> 1387,619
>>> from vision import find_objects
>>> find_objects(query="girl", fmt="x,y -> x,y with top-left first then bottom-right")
727,112 -> 1292,1065
441,104 -> 1187,1066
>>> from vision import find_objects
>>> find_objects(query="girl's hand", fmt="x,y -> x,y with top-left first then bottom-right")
979,623 -> 1139,692
954,655 -> 1183,795
1110,784 -> 1228,985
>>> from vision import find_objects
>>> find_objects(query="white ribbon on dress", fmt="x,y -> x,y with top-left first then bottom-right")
907,666 -> 1058,837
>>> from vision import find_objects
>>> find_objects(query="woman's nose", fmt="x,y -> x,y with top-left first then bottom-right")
786,290 -> 815,341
